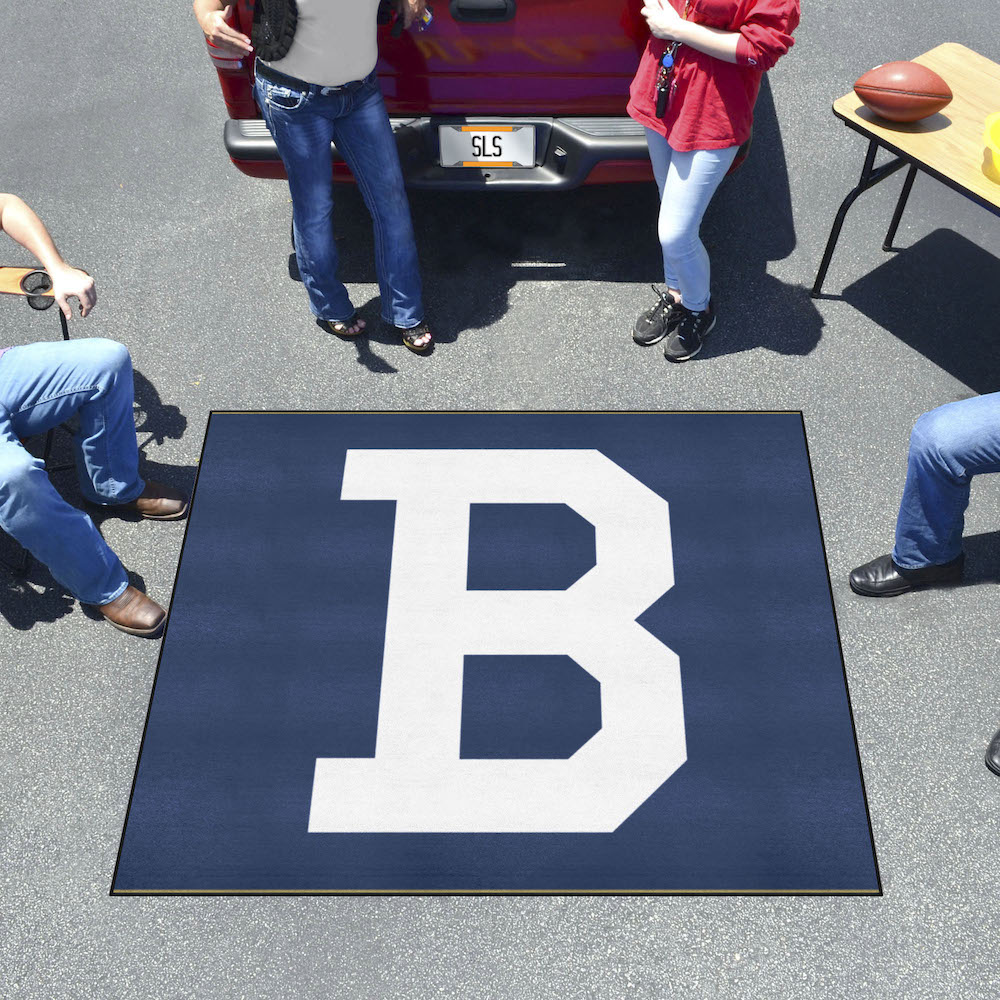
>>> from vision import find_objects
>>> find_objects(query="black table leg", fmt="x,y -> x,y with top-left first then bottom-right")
811,139 -> 909,297
883,164 -> 918,251
44,304 -> 75,475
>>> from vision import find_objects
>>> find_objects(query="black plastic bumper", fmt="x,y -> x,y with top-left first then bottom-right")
224,115 -> 650,190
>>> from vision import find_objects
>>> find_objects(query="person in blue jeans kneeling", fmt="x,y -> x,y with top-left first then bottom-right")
848,392 -> 1000,776
194,0 -> 433,353
0,194 -> 187,638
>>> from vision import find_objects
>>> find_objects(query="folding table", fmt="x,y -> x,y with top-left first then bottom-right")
812,43 -> 1000,297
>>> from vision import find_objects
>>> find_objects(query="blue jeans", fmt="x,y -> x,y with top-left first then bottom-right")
893,392 -> 1000,569
255,66 -> 424,329
0,339 -> 144,604
644,129 -> 738,312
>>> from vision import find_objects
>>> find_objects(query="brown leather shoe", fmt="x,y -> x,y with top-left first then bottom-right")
98,586 -> 166,637
114,481 -> 188,520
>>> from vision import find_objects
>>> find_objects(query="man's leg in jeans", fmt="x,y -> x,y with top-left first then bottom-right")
0,339 -> 144,604
0,338 -> 146,604
0,431 -> 128,605
333,79 -> 424,330
893,392 -> 1000,569
0,338 -> 145,506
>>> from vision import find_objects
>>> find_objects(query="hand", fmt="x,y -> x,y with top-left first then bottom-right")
396,0 -> 427,30
641,0 -> 686,42
197,4 -> 252,57
50,265 -> 96,319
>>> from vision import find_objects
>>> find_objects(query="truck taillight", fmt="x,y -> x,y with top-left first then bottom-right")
207,40 -> 247,72
206,3 -> 250,72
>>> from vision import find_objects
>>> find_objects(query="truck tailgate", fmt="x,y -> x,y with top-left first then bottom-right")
377,1 -> 647,116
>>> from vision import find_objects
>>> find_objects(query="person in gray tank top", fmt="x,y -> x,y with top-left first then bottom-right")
195,0 -> 433,353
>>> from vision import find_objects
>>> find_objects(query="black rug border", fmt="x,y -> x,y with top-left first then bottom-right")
110,409 -> 883,898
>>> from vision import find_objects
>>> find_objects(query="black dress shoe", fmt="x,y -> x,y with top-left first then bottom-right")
848,552 -> 964,597
986,728 -> 1000,777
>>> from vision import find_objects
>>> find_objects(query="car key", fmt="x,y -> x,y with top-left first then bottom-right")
655,46 -> 677,118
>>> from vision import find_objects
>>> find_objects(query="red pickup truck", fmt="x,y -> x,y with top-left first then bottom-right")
209,0 -> 679,189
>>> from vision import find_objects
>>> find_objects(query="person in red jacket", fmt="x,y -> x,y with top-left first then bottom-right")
628,0 -> 799,361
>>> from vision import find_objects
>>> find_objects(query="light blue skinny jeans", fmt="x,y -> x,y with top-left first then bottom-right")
893,392 -> 1000,569
644,128 -> 739,313
256,66 -> 424,329
0,338 -> 143,604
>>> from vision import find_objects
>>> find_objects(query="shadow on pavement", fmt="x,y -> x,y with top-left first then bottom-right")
291,253 -> 402,374
318,75 -> 822,361
963,530 -> 1000,586
279,77 -> 820,366
0,552 -> 152,632
329,311 -> 403,374
841,229 -> 1000,393
316,178 -> 667,355
133,368 -> 187,450
705,75 -> 824,360
1,572 -> 77,631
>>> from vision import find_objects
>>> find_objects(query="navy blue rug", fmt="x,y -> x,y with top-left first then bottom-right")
113,412 -> 879,894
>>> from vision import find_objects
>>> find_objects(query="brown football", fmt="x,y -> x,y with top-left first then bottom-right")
854,61 -> 953,122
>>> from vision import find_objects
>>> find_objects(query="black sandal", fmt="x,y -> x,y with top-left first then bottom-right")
397,321 -> 433,354
323,312 -> 366,338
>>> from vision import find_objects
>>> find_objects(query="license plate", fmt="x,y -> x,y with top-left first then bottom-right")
438,124 -> 535,168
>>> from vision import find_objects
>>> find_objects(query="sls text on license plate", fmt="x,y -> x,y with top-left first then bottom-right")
439,125 -> 535,168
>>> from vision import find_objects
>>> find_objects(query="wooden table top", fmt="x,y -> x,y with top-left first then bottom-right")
0,266 -> 53,298
833,42 -> 1000,212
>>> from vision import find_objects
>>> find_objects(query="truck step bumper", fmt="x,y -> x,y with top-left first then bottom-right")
224,115 -> 652,189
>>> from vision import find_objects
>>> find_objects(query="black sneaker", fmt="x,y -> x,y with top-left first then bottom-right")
632,285 -> 682,346
664,299 -> 716,362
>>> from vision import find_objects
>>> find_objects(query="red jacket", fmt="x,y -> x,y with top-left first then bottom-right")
626,0 -> 799,151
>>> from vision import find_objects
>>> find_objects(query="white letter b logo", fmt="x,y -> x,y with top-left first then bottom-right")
308,450 -> 685,833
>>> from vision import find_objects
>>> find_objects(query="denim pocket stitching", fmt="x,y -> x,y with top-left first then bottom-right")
266,83 -> 307,112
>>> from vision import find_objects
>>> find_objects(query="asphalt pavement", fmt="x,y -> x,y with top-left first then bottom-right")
1,1 -> 999,997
